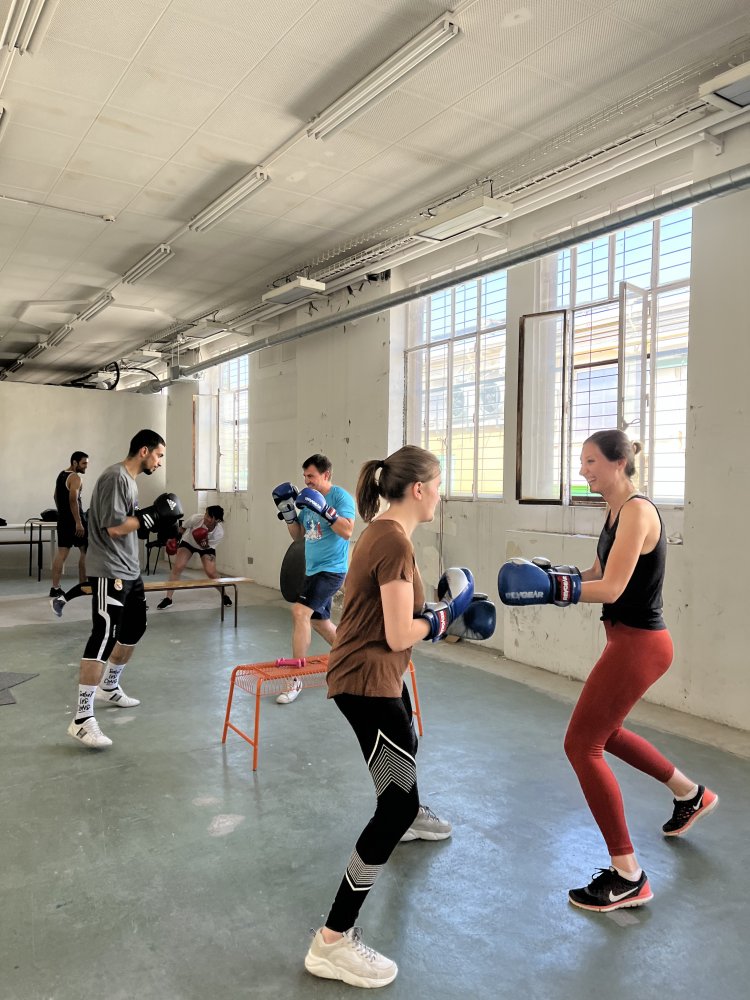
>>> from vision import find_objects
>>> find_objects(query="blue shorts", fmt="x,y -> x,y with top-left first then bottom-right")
297,572 -> 346,620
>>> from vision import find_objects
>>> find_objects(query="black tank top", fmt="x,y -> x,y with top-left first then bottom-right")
596,495 -> 666,630
55,470 -> 83,527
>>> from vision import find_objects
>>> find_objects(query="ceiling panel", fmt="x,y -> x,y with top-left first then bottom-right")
0,0 -> 748,385
0,124 -> 79,168
10,39 -> 129,101
109,65 -> 228,128
46,0 -> 168,59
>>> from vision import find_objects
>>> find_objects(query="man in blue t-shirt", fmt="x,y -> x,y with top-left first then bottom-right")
273,453 -> 355,704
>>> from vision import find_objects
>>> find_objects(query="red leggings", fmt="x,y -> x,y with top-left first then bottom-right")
564,622 -> 675,856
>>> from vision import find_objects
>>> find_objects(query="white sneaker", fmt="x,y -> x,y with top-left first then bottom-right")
95,685 -> 141,708
276,677 -> 302,704
67,717 -> 112,749
400,804 -> 452,842
304,927 -> 397,988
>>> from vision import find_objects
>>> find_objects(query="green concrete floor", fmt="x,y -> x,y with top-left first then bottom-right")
0,569 -> 747,1000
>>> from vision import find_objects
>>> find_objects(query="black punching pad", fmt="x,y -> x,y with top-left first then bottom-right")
280,539 -> 306,603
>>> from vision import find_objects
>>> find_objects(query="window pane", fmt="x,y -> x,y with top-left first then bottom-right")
615,223 -> 653,287
569,302 -> 619,496
449,338 -> 477,497
477,330 -> 504,496
425,344 -> 449,470
428,290 -> 452,342
481,272 -> 506,329
193,393 -> 217,490
519,312 -> 566,501
454,280 -> 478,337
659,209 -> 692,284
651,287 -> 689,503
575,237 -> 610,305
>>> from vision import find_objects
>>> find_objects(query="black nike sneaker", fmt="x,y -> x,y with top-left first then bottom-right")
569,866 -> 653,912
662,784 -> 719,837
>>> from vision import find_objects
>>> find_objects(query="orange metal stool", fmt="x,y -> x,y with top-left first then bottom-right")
222,654 -> 424,770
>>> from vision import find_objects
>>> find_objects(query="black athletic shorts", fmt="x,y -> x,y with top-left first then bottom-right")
82,576 -> 147,662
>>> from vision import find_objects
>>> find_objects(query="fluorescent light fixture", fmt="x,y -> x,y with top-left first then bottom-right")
261,276 -> 326,305
699,60 -> 750,112
76,293 -> 114,322
188,167 -> 269,232
7,358 -> 24,373
0,104 -> 9,146
307,14 -> 460,140
25,342 -> 47,360
122,244 -> 173,284
0,48 -> 13,91
1,0 -> 61,54
411,195 -> 513,241
47,323 -> 72,347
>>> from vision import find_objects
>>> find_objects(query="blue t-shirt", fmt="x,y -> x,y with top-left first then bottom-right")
299,484 -> 355,575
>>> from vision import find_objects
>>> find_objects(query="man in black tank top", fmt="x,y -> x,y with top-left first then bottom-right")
49,451 -> 90,608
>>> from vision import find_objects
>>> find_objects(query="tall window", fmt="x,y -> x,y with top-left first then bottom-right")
519,209 -> 691,505
405,268 -> 506,498
218,357 -> 249,492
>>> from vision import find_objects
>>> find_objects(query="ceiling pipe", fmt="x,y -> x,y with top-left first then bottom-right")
174,164 -> 750,383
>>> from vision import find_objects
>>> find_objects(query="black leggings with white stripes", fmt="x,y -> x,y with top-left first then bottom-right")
326,684 -> 421,933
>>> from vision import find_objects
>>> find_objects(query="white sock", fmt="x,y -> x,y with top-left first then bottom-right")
614,865 -> 642,881
100,662 -> 125,691
76,683 -> 97,721
674,783 -> 699,801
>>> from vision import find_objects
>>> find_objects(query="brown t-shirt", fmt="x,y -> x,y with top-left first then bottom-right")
326,518 -> 425,698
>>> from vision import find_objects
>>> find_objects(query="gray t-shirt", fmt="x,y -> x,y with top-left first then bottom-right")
85,463 -> 141,580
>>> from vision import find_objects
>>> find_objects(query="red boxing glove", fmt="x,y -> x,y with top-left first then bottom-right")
193,525 -> 210,548
165,537 -> 178,556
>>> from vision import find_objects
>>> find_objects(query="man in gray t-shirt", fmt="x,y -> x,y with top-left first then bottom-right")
67,429 -> 180,752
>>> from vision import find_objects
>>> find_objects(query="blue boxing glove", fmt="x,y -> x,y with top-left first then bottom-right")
498,557 -> 581,607
272,482 -> 299,524
418,567 -> 474,641
445,595 -> 496,640
296,486 -> 339,524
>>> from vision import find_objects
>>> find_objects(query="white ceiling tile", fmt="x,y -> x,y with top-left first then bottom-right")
135,12 -> 263,89
344,90 -> 451,143
0,83 -> 102,139
171,134 -> 269,173
67,142 -> 163,186
0,124 -> 79,168
124,187 -> 195,222
85,109 -> 194,158
47,0 -> 169,59
0,158 -> 62,192
109,65 -> 228,128
282,198 -> 367,231
266,151 -> 347,196
8,39 -> 129,102
51,171 -> 143,213
202,93 -> 303,148
207,208 -> 280,238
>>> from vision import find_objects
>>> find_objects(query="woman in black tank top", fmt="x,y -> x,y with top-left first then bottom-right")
563,430 -> 718,913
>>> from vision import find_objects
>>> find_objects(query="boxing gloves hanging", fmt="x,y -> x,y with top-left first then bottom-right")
418,567 -> 475,641
136,492 -> 183,534
498,557 -> 582,607
296,486 -> 339,524
272,482 -> 299,524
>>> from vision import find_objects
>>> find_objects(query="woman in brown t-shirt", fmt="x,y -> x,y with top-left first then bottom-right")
304,446 -> 452,989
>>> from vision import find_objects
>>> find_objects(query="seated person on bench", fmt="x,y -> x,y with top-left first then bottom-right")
157,506 -> 228,609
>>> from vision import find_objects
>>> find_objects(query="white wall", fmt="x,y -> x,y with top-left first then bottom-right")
0,382 -> 167,566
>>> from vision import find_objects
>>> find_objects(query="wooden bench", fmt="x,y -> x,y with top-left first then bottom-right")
143,577 -> 253,627
222,654 -> 424,770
